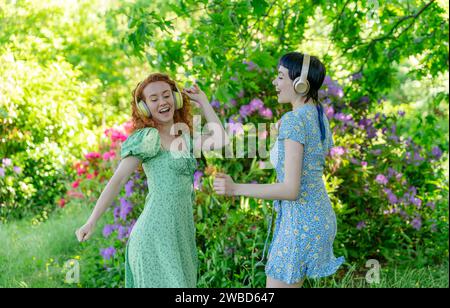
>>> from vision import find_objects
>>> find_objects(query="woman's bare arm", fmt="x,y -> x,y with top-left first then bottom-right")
214,139 -> 304,201
76,156 -> 140,242
197,103 -> 230,151
183,84 -> 230,151
87,156 -> 140,224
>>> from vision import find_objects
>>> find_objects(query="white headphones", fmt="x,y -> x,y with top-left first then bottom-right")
293,54 -> 310,96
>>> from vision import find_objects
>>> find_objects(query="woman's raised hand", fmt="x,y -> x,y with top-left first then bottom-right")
182,83 -> 208,107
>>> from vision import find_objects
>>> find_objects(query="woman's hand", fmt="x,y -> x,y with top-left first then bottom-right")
213,172 -> 236,196
182,83 -> 209,108
75,221 -> 96,242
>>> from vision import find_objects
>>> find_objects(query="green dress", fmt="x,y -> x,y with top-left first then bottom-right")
120,127 -> 198,288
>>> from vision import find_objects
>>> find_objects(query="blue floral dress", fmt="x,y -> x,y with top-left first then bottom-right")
266,103 -> 345,284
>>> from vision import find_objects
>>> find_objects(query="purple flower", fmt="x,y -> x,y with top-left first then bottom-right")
125,180 -> 134,197
350,158 -> 359,164
330,146 -> 345,157
323,76 -> 333,86
358,118 -> 373,129
113,206 -> 121,222
325,106 -> 334,119
411,216 -> 422,231
318,89 -> 327,100
229,99 -> 237,107
398,110 -> 405,117
117,225 -> 128,240
193,170 -> 203,190
361,161 -> 368,167
431,146 -> 443,160
0,167 -> 4,177
356,221 -> 366,230
211,100 -> 221,109
228,117 -> 244,134
366,126 -> 377,139
328,84 -> 344,98
237,90 -> 245,98
243,60 -> 257,71
249,98 -> 264,112
2,158 -> 11,167
426,201 -> 436,210
413,151 -> 424,162
119,197 -> 133,221
13,166 -> 22,174
387,167 -> 396,179
100,247 -> 116,260
351,72 -> 363,81
259,107 -> 273,119
359,96 -> 370,103
371,149 -> 382,156
239,104 -> 253,118
411,197 -> 422,208
375,174 -> 388,185
102,224 -> 115,238
387,192 -> 398,205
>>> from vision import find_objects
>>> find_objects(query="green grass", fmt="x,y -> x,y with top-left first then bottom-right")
0,205 -> 448,288
0,205 -> 103,288
304,262 -> 449,288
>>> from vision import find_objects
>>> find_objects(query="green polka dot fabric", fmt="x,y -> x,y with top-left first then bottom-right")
120,127 -> 198,288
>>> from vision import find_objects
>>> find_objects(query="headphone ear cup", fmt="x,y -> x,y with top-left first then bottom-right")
137,100 -> 151,118
293,77 -> 310,95
173,90 -> 183,110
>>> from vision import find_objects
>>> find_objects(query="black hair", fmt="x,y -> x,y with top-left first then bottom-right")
278,52 -> 327,142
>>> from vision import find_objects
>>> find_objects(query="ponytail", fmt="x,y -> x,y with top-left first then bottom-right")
316,103 -> 326,142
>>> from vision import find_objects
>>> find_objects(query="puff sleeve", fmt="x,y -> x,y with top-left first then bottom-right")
278,112 -> 306,145
120,127 -> 160,162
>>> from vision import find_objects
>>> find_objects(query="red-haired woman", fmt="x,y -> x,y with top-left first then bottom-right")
76,73 -> 229,288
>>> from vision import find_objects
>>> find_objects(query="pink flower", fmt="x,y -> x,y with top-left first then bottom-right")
76,166 -> 86,176
122,121 -> 133,134
86,173 -> 94,180
103,150 -> 116,160
259,107 -> 273,119
58,198 -> 66,208
258,130 -> 268,139
71,180 -> 80,189
330,146 -> 345,157
111,131 -> 127,142
85,152 -> 101,160
375,174 -> 388,185
249,98 -> 264,112
67,190 -> 84,199
325,106 -> 335,119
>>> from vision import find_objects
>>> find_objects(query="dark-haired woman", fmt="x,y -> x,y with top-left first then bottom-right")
214,52 -> 344,288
